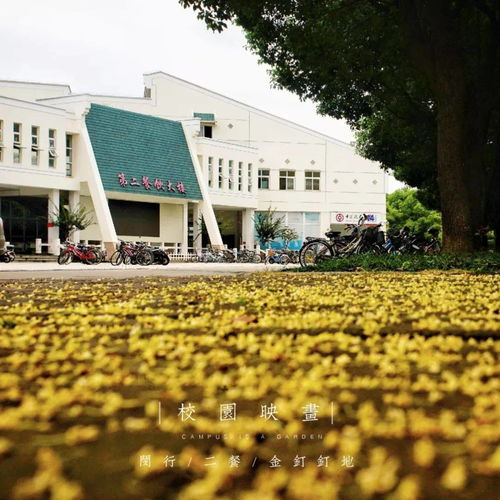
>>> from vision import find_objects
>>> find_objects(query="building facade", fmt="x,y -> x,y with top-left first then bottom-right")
0,73 -> 386,254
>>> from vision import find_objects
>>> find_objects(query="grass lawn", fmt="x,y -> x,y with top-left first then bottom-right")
0,272 -> 499,499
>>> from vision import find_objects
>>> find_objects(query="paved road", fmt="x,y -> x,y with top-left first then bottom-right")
0,262 -> 298,280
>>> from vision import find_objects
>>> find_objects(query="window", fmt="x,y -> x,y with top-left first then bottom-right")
270,211 -> 321,246
218,158 -> 223,189
207,156 -> 213,188
279,170 -> 295,190
258,168 -> 270,189
228,160 -> 234,190
31,126 -> 39,166
248,163 -> 253,192
0,120 -> 3,162
13,123 -> 22,164
238,162 -> 243,191
305,170 -> 321,191
48,129 -> 57,168
65,134 -> 73,176
201,125 -> 213,138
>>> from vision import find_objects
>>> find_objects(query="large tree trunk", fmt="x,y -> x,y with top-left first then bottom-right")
435,57 -> 475,252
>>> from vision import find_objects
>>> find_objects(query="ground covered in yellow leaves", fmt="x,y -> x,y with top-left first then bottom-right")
0,272 -> 499,499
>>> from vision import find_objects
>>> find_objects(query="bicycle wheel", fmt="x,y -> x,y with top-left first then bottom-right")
252,253 -> 262,263
299,241 -> 334,267
110,251 -> 124,266
280,254 -> 291,265
58,250 -> 73,265
84,249 -> 99,265
137,249 -> 154,266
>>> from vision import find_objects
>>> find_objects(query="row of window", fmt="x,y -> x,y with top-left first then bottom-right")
0,120 -> 73,176
207,157 -> 254,192
258,169 -> 321,191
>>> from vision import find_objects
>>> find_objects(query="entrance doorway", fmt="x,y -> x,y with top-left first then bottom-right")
0,196 -> 49,253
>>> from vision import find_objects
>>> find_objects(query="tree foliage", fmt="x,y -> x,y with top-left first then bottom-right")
387,188 -> 441,236
254,208 -> 285,248
180,0 -> 500,252
51,205 -> 94,241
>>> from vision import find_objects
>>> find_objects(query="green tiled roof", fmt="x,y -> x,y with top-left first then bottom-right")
85,104 -> 202,200
193,112 -> 215,122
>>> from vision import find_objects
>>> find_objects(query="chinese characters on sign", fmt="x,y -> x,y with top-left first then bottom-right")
117,173 -> 187,194
139,454 -> 355,469
157,401 -> 328,423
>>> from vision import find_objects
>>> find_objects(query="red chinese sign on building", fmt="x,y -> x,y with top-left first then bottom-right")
117,173 -> 187,195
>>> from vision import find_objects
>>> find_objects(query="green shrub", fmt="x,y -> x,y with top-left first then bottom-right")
297,253 -> 500,273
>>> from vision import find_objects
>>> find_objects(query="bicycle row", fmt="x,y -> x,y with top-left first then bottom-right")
299,214 -> 441,267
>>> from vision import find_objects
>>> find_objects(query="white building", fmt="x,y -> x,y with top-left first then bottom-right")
0,73 -> 386,254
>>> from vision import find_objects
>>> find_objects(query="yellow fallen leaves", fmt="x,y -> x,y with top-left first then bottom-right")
0,272 -> 498,499
12,448 -> 83,500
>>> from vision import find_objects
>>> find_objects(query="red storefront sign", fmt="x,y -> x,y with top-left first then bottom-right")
117,173 -> 187,195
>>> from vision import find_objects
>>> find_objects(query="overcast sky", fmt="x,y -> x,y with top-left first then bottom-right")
2,0 -> 403,191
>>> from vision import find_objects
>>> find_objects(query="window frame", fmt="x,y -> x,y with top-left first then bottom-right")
48,129 -> 57,168
218,158 -> 223,189
65,134 -> 73,176
248,163 -> 253,192
13,123 -> 22,164
207,156 -> 213,188
279,169 -> 295,190
31,126 -> 40,166
238,161 -> 243,191
258,168 -> 270,190
305,170 -> 321,191
228,160 -> 234,190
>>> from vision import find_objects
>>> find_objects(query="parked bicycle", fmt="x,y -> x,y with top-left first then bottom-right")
299,215 -> 442,267
0,244 -> 16,263
110,241 -> 155,266
58,241 -> 100,265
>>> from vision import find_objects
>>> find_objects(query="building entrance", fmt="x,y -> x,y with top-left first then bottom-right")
0,196 -> 49,253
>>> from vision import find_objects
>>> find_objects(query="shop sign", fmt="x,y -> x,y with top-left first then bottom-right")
117,173 -> 187,195
331,212 -> 379,224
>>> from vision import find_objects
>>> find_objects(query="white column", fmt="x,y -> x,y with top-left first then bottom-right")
47,189 -> 60,255
192,202 -> 202,250
81,119 -> 118,256
68,191 -> 80,242
181,201 -> 188,254
242,208 -> 255,249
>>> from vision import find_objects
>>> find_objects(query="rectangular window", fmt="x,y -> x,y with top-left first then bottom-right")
201,125 -> 213,138
13,123 -> 22,164
0,120 -> 3,162
248,163 -> 253,192
228,160 -> 234,190
258,168 -> 270,190
218,158 -> 223,189
305,170 -> 321,191
31,126 -> 39,166
65,134 -> 73,176
279,170 -> 295,190
207,156 -> 213,188
48,129 -> 56,168
238,162 -> 243,191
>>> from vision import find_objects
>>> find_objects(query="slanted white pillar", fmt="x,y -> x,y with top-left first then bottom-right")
242,208 -> 255,249
81,119 -> 118,256
47,189 -> 60,255
180,123 -> 224,249
68,190 -> 80,243
181,201 -> 188,254
192,202 -> 202,250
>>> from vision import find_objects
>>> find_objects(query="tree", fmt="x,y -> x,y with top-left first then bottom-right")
50,205 -> 94,242
387,188 -> 441,237
279,226 -> 299,249
180,0 -> 500,252
254,208 -> 285,249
